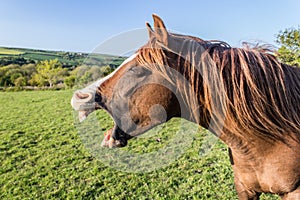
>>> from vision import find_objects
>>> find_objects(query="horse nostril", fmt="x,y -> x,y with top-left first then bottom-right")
95,92 -> 102,103
132,118 -> 140,124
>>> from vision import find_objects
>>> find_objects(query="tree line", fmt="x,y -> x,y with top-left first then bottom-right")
0,59 -> 114,90
0,27 -> 299,90
276,27 -> 300,66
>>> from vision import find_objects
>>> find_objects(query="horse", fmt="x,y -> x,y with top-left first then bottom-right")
71,14 -> 300,199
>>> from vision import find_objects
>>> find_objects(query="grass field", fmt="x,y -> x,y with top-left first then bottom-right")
0,90 -> 280,199
0,46 -> 125,67
0,48 -> 24,56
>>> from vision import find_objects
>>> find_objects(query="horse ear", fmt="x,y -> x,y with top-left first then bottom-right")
152,14 -> 169,45
146,22 -> 155,38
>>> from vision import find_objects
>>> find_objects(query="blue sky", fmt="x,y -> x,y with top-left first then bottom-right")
0,0 -> 299,53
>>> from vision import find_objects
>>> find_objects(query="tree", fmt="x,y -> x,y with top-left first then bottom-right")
70,65 -> 113,87
100,65 -> 114,76
0,66 -> 12,87
276,27 -> 300,66
64,75 -> 76,88
0,64 -> 24,87
14,77 -> 27,88
31,59 -> 66,87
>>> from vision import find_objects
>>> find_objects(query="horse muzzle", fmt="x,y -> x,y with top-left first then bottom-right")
71,90 -> 133,148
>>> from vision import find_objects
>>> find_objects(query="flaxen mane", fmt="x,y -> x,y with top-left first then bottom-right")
137,33 -> 300,143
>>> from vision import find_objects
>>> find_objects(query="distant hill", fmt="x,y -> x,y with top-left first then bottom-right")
0,46 -> 126,68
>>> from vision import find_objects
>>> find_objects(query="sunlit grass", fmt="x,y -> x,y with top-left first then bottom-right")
0,90 -> 279,199
0,48 -> 24,55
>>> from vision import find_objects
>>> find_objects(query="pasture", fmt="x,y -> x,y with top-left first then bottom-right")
0,48 -> 24,56
0,90 -> 279,199
0,46 -> 125,67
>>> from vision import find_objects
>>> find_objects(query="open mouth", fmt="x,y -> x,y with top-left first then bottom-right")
77,108 -> 132,148
73,92 -> 132,148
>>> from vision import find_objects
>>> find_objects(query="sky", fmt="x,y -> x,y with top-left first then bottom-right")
0,0 -> 299,54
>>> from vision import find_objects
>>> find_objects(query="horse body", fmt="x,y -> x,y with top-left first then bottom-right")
227,135 -> 300,199
71,15 -> 300,199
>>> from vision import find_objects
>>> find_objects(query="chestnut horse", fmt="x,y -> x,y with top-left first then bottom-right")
71,15 -> 300,199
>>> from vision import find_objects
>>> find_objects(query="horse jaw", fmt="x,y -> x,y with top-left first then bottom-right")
71,90 -> 123,147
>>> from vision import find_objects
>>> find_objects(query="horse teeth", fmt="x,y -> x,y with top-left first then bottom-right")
79,114 -> 86,122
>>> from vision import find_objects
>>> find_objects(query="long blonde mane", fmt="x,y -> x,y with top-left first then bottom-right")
137,33 -> 300,142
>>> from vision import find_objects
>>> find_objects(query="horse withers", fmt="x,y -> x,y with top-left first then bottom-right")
71,15 -> 300,199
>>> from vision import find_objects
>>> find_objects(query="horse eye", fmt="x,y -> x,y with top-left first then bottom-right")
128,66 -> 151,77
129,66 -> 143,75
129,66 -> 138,72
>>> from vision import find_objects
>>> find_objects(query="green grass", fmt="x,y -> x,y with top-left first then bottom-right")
0,46 -> 126,67
0,48 -> 24,55
0,91 -> 280,199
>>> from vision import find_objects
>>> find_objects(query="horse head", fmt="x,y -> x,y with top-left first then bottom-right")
71,15 -> 201,147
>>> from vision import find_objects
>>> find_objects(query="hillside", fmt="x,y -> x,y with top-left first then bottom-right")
0,47 -> 127,89
0,46 -> 125,68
